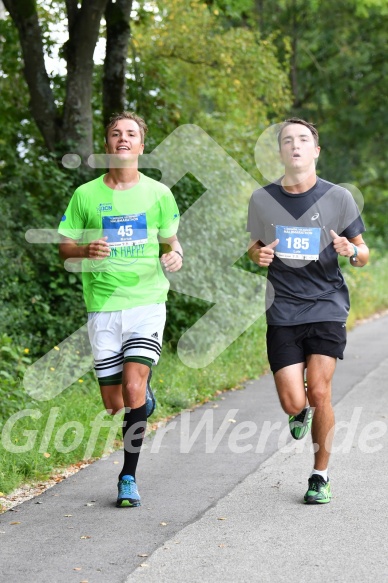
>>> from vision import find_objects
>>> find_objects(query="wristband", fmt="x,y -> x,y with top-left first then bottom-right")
350,244 -> 358,262
174,250 -> 183,260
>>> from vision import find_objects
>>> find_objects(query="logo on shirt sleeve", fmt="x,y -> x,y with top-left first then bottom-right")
97,203 -> 113,212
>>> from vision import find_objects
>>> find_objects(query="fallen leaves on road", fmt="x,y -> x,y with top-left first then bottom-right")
160,522 -> 168,526
80,535 -> 92,539
0,460 -> 95,514
9,521 -> 21,525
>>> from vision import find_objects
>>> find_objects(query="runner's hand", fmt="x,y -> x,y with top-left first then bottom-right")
330,230 -> 354,257
252,239 -> 279,267
161,250 -> 182,272
86,237 -> 110,259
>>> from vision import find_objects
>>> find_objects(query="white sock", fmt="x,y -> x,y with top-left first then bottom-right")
310,468 -> 328,481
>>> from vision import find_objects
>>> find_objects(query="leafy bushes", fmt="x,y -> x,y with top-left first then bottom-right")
0,157 -> 90,356
0,335 -> 33,425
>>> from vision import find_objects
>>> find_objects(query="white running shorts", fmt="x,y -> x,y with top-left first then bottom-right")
87,303 -> 166,380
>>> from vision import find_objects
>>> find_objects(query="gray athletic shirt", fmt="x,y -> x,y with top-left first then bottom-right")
247,177 -> 366,325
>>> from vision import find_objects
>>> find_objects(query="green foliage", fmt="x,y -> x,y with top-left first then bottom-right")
0,335 -> 33,424
0,0 -> 291,356
162,173 -> 209,343
0,315 -> 268,496
0,0 -> 387,465
0,372 -> 112,494
0,155 -> 90,355
344,253 -> 388,326
127,0 -> 292,347
131,0 -> 291,166
253,0 -> 388,238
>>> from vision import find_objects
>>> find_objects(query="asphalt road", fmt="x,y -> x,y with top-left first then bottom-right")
1,315 -> 387,583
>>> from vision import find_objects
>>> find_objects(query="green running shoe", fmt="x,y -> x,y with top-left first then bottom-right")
116,475 -> 141,508
304,474 -> 332,504
288,407 -> 313,440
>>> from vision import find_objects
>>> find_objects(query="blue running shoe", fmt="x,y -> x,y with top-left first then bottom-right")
146,368 -> 156,418
117,475 -> 141,508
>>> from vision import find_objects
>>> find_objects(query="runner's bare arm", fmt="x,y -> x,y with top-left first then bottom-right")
59,236 -> 110,260
159,234 -> 183,272
329,231 -> 369,268
248,239 -> 279,267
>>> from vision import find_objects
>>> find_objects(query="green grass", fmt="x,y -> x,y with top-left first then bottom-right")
0,318 -> 268,498
1,252 -> 388,500
344,252 -> 388,326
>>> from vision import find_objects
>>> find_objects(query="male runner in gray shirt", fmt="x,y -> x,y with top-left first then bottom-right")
247,118 -> 369,503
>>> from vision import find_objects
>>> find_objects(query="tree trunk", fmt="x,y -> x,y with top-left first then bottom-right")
61,0 -> 109,159
3,0 -> 133,159
290,0 -> 299,107
103,0 -> 133,127
254,0 -> 265,33
2,0 -> 57,151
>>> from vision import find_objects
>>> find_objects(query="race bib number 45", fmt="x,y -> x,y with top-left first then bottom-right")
275,225 -> 321,260
102,213 -> 148,247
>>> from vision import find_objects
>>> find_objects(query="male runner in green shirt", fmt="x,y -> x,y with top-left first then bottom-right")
59,112 -> 182,507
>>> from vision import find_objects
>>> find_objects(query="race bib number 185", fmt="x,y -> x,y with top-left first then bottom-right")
275,225 -> 321,260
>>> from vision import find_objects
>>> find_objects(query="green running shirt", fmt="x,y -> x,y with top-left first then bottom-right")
58,173 -> 180,312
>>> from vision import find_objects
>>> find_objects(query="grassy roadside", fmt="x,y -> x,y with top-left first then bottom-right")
344,252 -> 388,327
0,318 -> 268,499
1,252 -> 388,502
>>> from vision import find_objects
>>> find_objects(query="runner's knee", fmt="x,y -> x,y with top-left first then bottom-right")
122,379 -> 146,408
307,386 -> 331,409
279,394 -> 306,416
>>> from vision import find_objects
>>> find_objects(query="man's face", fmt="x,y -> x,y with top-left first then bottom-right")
279,123 -> 320,171
105,119 -> 144,159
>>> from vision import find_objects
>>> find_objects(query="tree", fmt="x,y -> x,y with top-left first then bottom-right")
247,0 -> 388,241
2,0 -> 133,159
128,0 -> 291,171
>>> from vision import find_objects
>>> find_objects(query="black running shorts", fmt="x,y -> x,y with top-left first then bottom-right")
266,321 -> 347,374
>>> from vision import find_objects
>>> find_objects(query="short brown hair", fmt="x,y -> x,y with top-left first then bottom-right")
278,117 -> 319,147
105,111 -> 148,144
